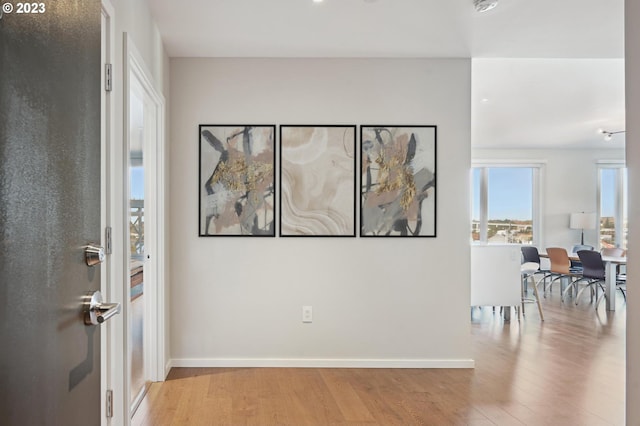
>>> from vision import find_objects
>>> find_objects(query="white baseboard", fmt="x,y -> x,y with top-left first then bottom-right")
164,358 -> 174,378
170,358 -> 475,369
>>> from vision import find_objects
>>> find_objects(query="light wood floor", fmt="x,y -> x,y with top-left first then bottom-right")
132,286 -> 626,425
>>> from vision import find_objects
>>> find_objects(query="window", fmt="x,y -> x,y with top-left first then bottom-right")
472,164 -> 542,245
598,165 -> 627,249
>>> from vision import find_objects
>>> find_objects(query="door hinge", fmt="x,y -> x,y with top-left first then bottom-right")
106,389 -> 113,418
105,63 -> 112,92
105,226 -> 112,255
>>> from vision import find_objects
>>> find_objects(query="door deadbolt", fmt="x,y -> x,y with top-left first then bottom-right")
85,244 -> 105,266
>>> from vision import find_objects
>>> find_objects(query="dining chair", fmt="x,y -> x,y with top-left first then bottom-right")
544,247 -> 583,296
569,244 -> 594,269
520,246 -> 551,292
601,248 -> 627,301
616,274 -> 627,301
600,247 -> 627,302
520,262 -> 544,321
571,244 -> 594,253
601,247 -> 625,257
565,250 -> 607,309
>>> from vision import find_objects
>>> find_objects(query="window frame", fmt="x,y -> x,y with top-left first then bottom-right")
597,161 -> 627,249
471,160 -> 545,247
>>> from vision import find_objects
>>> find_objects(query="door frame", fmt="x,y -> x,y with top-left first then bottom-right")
101,9 -> 167,423
101,2 -> 120,425
123,32 -> 167,412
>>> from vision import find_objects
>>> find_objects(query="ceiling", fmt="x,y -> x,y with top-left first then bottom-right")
145,0 -> 625,149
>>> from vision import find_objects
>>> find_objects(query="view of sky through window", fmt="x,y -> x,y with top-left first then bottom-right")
472,167 -> 534,244
472,168 -> 532,220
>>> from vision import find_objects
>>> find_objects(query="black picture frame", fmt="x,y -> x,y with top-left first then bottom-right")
199,124 -> 276,237
279,125 -> 357,237
360,125 -> 437,237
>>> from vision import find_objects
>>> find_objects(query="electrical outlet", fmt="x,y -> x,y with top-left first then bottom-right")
302,306 -> 312,323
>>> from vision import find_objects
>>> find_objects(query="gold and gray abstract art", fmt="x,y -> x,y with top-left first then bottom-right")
199,125 -> 275,236
360,126 -> 436,237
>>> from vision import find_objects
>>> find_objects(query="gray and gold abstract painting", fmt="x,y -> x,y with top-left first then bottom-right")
280,125 -> 356,236
360,126 -> 436,237
199,125 -> 275,236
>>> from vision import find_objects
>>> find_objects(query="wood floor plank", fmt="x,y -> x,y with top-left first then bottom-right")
171,373 -> 210,426
319,369 -> 376,423
132,287 -> 625,425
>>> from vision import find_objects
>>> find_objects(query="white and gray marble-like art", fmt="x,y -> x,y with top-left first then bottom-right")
360,126 -> 436,237
280,126 -> 356,236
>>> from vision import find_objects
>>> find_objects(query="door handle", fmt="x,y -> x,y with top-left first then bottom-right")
84,291 -> 121,325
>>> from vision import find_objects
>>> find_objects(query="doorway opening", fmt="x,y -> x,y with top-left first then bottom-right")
124,34 -> 167,418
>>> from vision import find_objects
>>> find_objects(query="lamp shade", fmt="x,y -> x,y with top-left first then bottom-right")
569,212 -> 596,230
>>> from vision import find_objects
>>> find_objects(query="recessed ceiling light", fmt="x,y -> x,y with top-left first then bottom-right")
474,0 -> 498,12
313,0 -> 323,3
481,98 -> 490,103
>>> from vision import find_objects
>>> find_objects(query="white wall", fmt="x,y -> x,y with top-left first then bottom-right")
112,0 -> 166,90
169,58 -> 472,367
472,148 -> 625,250
625,1 -> 640,423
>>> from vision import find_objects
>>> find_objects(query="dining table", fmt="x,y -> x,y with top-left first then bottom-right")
539,251 -> 626,311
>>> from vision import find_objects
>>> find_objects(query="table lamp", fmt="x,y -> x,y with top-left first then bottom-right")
569,212 -> 596,245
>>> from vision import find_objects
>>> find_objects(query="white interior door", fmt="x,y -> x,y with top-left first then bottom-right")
124,35 -> 167,419
128,73 -> 153,412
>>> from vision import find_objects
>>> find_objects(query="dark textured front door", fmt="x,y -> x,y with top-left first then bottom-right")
0,1 -> 102,425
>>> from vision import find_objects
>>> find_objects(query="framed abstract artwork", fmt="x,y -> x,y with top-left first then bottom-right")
360,126 -> 437,237
280,125 -> 356,237
199,125 -> 275,236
